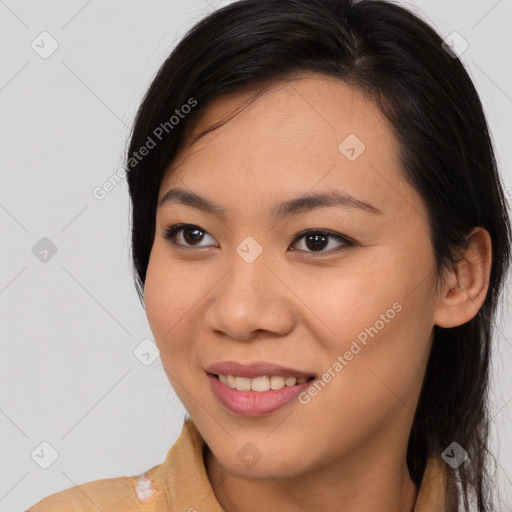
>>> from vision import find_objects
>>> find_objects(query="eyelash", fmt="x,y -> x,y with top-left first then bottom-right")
162,223 -> 355,257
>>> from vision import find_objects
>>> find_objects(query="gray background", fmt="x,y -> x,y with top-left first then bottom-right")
1,1 -> 511,510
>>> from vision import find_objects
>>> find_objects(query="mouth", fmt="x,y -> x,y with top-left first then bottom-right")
206,373 -> 315,417
204,361 -> 317,416
210,373 -> 315,392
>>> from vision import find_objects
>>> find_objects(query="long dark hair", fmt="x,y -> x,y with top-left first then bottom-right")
125,1 -> 512,509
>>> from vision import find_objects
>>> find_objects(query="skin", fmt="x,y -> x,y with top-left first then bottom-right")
143,74 -> 492,512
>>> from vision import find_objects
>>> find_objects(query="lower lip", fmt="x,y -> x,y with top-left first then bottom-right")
207,373 -> 314,416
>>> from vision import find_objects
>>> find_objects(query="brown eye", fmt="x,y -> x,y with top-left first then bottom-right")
163,224 -> 354,256
163,224 -> 218,247
289,230 -> 354,256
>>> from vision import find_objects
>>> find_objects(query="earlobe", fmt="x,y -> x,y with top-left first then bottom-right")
433,227 -> 492,328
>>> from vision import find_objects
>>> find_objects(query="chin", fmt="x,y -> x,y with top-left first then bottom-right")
217,449 -> 311,481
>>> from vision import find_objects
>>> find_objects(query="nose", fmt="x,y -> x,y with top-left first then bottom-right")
203,251 -> 296,341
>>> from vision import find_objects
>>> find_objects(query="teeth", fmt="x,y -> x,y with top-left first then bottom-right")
217,374 -> 311,392
235,376 -> 252,391
270,376 -> 285,389
251,376 -> 270,392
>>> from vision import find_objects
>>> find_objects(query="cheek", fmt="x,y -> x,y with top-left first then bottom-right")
144,247 -> 204,341
144,253 -> 205,406
291,261 -> 397,345
312,239 -> 434,347
143,247 -> 220,394
296,251 -> 433,405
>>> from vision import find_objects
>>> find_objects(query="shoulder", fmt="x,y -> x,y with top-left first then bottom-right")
26,464 -> 169,511
26,420 -> 210,512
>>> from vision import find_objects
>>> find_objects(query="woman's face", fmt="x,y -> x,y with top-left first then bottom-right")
144,75 -> 441,479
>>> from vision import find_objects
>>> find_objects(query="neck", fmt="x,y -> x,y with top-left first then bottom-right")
205,446 -> 419,512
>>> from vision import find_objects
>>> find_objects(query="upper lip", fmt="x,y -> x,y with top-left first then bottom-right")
205,360 -> 316,379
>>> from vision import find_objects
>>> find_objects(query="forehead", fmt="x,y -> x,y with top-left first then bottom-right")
159,74 -> 423,222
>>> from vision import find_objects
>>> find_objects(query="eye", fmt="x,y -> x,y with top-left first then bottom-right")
163,224 -> 354,256
163,223 -> 218,248
289,229 -> 354,256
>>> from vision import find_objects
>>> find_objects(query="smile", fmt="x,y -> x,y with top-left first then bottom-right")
215,374 -> 313,392
206,373 -> 316,416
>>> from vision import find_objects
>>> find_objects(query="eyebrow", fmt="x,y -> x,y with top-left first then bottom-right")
159,187 -> 383,220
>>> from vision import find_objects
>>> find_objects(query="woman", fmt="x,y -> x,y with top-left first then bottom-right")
28,0 -> 511,510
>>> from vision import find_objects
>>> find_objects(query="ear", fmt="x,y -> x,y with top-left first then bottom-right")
433,227 -> 492,328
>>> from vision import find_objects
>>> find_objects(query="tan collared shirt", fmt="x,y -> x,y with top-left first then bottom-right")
27,420 -> 449,511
